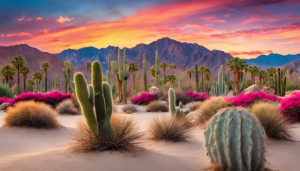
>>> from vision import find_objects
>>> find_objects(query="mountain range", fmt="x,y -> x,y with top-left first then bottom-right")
243,53 -> 300,67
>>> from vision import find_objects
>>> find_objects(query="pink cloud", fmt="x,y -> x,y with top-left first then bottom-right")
1,34 -> 4,37
18,14 -> 25,21
41,29 -> 50,33
6,32 -> 32,37
26,18 -> 33,21
212,20 -> 226,23
223,14 -> 232,17
199,15 -> 215,21
56,16 -> 74,23
36,17 -> 43,21
228,50 -> 273,56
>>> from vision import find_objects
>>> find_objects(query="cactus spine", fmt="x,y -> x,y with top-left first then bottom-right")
106,54 -> 111,86
168,88 -> 189,116
143,53 -> 147,92
275,68 -> 286,96
204,108 -> 266,171
74,61 -> 113,138
155,50 -> 160,87
195,64 -> 199,93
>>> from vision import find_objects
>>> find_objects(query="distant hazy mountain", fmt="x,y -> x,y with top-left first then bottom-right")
57,37 -> 233,76
244,53 -> 300,67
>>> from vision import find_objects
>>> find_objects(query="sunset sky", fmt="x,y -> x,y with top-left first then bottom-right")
1,0 -> 300,58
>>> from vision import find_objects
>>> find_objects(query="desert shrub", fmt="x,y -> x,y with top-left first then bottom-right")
148,116 -> 191,142
252,102 -> 292,140
132,92 -> 157,105
286,81 -> 297,91
186,101 -> 201,111
55,99 -> 79,115
225,91 -> 281,107
0,97 -> 14,105
69,115 -> 143,152
196,97 -> 233,125
0,83 -> 14,98
122,104 -> 138,114
185,91 -> 209,102
4,101 -> 59,128
8,91 -> 73,108
279,92 -> 300,121
146,101 -> 169,112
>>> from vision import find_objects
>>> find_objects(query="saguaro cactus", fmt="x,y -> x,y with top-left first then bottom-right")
204,107 -> 266,171
106,54 -> 111,86
274,68 -> 286,96
74,61 -> 113,139
195,64 -> 199,93
155,50 -> 160,87
63,60 -> 77,93
143,53 -> 147,92
168,88 -> 189,116
211,65 -> 229,96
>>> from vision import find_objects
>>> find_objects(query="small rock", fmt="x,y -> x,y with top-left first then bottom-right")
261,86 -> 275,95
227,91 -> 236,97
149,86 -> 160,95
0,103 -> 9,110
242,84 -> 260,94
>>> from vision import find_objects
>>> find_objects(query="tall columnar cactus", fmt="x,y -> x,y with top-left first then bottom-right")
63,60 -> 77,93
106,54 -> 111,86
56,75 -> 59,90
155,50 -> 160,87
211,65 -> 229,96
52,75 -> 55,90
239,69 -> 247,92
195,64 -> 199,93
168,88 -> 189,116
205,108 -> 266,171
74,61 -> 113,139
274,68 -> 286,96
143,53 -> 147,92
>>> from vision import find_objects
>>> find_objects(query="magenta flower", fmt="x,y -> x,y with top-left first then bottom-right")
279,92 -> 300,121
132,92 -> 158,105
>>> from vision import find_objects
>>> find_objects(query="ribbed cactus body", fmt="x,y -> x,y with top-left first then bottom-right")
63,60 -> 77,93
195,64 -> 199,93
274,68 -> 286,96
168,88 -> 189,116
106,54 -> 111,86
75,61 -> 113,139
155,50 -> 160,87
212,65 -> 230,96
143,54 -> 147,91
204,108 -> 266,171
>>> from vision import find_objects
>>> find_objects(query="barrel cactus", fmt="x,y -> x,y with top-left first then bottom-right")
74,61 -> 113,139
168,88 -> 189,116
204,107 -> 266,171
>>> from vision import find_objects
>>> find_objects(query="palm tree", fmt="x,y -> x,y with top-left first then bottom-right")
28,79 -> 35,86
41,62 -> 50,92
249,66 -> 259,84
11,56 -> 25,94
86,62 -> 91,77
160,62 -> 168,84
228,57 -> 247,95
129,62 -> 139,91
149,65 -> 156,78
169,63 -> 177,74
166,74 -> 177,86
244,64 -> 249,79
204,68 -> 211,90
1,64 -> 17,87
266,67 -> 276,86
289,67 -> 294,78
20,66 -> 30,92
198,65 -> 207,92
33,71 -> 43,92
187,69 -> 194,87
258,70 -> 265,88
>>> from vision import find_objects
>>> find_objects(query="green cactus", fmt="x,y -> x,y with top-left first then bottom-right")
56,75 -> 59,90
74,61 -> 113,139
195,64 -> 199,93
205,107 -> 266,171
106,54 -> 111,86
274,68 -> 286,96
168,88 -> 189,116
155,50 -> 160,87
143,53 -> 147,92
212,65 -> 230,96
179,101 -> 183,109
63,60 -> 77,93
52,75 -> 55,90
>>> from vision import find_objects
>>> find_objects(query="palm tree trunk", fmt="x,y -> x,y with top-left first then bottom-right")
189,74 -> 191,87
38,80 -> 41,93
201,72 -> 204,92
163,70 -> 166,84
17,69 -> 20,95
23,76 -> 26,92
45,70 -> 47,92
259,77 -> 262,89
235,72 -> 240,95
116,74 -> 123,103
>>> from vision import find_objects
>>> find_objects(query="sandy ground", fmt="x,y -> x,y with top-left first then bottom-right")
0,105 -> 300,171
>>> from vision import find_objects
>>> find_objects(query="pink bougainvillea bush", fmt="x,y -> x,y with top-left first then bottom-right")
185,91 -> 210,102
279,92 -> 300,122
225,91 -> 281,107
7,91 -> 73,108
132,92 -> 158,105
0,97 -> 14,105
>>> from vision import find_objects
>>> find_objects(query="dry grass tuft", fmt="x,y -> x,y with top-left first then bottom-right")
146,101 -> 169,112
122,104 -> 138,114
148,115 -> 191,142
186,101 -> 202,111
196,97 -> 233,125
251,102 -> 292,140
204,163 -> 227,171
69,115 -> 143,153
5,101 -> 59,129
55,99 -> 79,115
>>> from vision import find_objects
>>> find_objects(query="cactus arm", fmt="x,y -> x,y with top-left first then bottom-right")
102,82 -> 113,138
87,84 -> 94,104
168,88 -> 176,115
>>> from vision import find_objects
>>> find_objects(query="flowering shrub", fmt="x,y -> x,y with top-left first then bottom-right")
279,92 -> 300,122
132,92 -> 158,105
0,97 -> 14,105
8,91 -> 73,108
185,91 -> 209,102
225,91 -> 281,107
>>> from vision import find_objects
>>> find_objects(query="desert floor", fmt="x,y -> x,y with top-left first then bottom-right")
0,105 -> 300,171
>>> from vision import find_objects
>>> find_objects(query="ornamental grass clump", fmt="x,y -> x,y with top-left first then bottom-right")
122,104 -> 138,114
146,101 -> 169,112
225,91 -> 281,107
55,99 -> 79,115
185,101 -> 202,111
251,102 -> 292,140
131,92 -> 157,105
4,101 -> 59,128
279,92 -> 300,122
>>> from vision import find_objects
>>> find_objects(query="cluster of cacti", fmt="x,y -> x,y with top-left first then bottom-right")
155,50 -> 160,87
51,75 -> 60,90
112,48 -> 130,104
74,61 -> 113,138
106,55 -> 111,86
204,107 -> 266,171
239,69 -> 247,91
33,79 -> 39,93
63,60 -> 77,93
195,64 -> 199,93
143,53 -> 147,91
211,65 -> 229,96
274,68 -> 286,96
168,88 -> 189,116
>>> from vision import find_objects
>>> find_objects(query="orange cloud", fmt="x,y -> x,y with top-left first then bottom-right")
56,16 -> 74,23
18,14 -> 25,21
1,34 -> 4,37
228,50 -> 273,56
26,18 -> 33,21
6,32 -> 32,37
36,17 -> 42,21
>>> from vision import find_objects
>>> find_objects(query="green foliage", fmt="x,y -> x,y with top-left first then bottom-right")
0,82 -> 14,98
286,81 -> 297,91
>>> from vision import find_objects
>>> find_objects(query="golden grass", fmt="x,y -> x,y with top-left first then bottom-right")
196,97 -> 233,125
69,115 -> 143,153
5,101 -> 59,129
146,101 -> 169,112
185,101 -> 202,111
148,115 -> 191,142
251,102 -> 292,140
121,104 -> 138,114
55,99 -> 79,115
